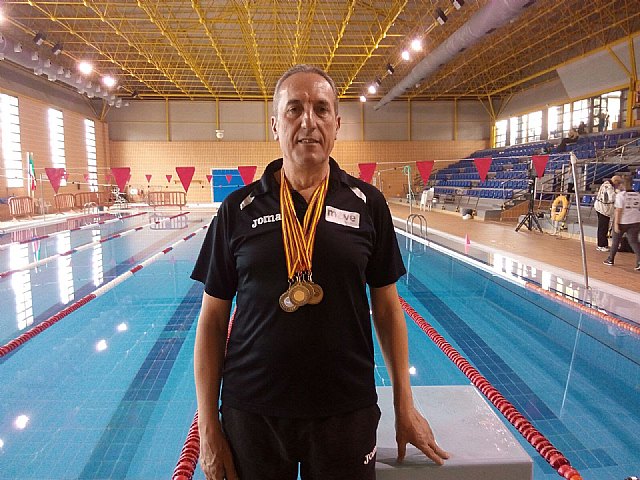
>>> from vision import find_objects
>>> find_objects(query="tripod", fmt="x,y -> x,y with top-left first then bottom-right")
515,183 -> 543,233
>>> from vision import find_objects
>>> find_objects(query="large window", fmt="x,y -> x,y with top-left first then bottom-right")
506,111 -> 541,147
48,108 -> 66,186
1,94 -> 23,188
495,119 -> 508,148
84,119 -> 98,192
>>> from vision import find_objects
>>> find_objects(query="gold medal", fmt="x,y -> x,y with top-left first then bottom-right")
289,282 -> 311,306
279,291 -> 298,313
307,282 -> 324,305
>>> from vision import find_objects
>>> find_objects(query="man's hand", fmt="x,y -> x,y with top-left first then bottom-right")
395,406 -> 449,465
199,422 -> 239,480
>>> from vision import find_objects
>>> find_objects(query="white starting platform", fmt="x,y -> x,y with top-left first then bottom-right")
376,385 -> 533,480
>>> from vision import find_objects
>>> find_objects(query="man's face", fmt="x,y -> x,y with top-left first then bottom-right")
271,72 -> 340,169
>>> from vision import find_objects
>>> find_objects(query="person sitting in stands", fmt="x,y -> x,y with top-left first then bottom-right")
577,121 -> 587,135
557,127 -> 579,153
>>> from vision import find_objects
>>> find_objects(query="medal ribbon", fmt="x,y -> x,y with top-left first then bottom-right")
279,168 -> 328,281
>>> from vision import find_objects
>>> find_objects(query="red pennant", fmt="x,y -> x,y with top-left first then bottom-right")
206,174 -> 212,184
176,166 -> 195,193
225,174 -> 233,184
358,163 -> 377,183
110,167 -> 131,193
83,173 -> 90,182
416,161 -> 434,185
473,157 -> 493,182
45,167 -> 65,194
531,155 -> 549,179
166,174 -> 172,183
145,174 -> 152,183
237,166 -> 258,185
105,173 -> 112,183
63,171 -> 69,180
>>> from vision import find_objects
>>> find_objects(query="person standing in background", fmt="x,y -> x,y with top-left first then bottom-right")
594,176 -> 620,251
603,175 -> 640,270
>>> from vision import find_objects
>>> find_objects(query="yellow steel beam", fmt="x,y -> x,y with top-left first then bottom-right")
340,0 -> 408,97
136,0 -> 217,98
232,0 -> 267,98
324,0 -> 355,71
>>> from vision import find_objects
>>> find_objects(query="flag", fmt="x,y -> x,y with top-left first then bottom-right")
27,152 -> 37,194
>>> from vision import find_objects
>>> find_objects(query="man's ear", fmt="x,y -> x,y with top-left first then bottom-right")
335,116 -> 341,139
270,116 -> 278,140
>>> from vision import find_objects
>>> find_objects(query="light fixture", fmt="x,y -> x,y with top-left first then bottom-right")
435,8 -> 447,25
401,50 -> 410,61
410,38 -> 423,52
386,63 -> 395,75
33,32 -> 46,46
102,75 -> 116,88
78,61 -> 93,75
13,42 -> 22,53
31,51 -> 39,61
368,84 -> 377,95
51,43 -> 63,55
359,95 -> 367,103
43,59 -> 51,68
453,0 -> 464,9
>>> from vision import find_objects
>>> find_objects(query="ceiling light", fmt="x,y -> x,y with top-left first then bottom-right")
453,0 -> 464,9
51,43 -> 63,55
401,50 -> 410,61
102,75 -> 116,88
386,63 -> 395,75
359,95 -> 367,103
31,51 -> 39,61
43,59 -> 51,68
435,8 -> 448,25
14,42 -> 22,53
410,39 -> 423,52
78,61 -> 93,75
368,84 -> 377,95
33,32 -> 46,46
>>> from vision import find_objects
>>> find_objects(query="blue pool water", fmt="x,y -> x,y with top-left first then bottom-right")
0,211 -> 638,479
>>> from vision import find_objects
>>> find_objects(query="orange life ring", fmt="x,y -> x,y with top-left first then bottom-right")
550,195 -> 569,222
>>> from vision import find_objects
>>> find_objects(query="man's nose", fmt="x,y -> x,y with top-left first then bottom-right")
301,108 -> 316,129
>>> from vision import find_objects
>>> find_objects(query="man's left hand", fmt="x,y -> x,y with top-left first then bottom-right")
395,406 -> 449,465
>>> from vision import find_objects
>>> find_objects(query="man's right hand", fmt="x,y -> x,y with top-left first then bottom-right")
199,422 -> 239,480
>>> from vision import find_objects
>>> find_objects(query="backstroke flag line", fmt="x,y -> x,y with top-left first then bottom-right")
27,152 -> 37,195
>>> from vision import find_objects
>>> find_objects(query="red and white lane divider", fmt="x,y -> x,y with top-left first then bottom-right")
399,296 -> 583,480
172,411 -> 200,480
0,212 -> 189,279
0,211 -> 148,251
0,223 -> 208,359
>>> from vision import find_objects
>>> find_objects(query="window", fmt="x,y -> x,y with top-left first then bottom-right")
48,108 -> 66,186
495,119 -> 508,148
524,110 -> 542,143
84,119 -> 98,192
1,94 -> 23,188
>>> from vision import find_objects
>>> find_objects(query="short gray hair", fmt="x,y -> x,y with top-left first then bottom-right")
272,64 -> 339,116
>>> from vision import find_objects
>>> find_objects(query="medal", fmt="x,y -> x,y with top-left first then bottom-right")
279,168 -> 328,312
279,291 -> 298,313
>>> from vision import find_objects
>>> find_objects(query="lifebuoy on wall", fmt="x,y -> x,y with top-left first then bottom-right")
550,195 -> 569,222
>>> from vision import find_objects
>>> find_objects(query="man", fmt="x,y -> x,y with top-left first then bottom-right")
191,64 -> 448,479
603,175 -> 640,270
593,176 -> 619,251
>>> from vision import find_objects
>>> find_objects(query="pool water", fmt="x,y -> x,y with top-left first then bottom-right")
0,211 -> 638,479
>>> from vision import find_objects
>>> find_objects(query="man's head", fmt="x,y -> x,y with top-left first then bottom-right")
271,65 -> 341,169
611,175 -> 623,188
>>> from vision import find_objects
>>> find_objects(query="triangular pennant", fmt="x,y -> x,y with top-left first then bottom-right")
237,166 -> 258,185
105,173 -> 112,183
83,173 -> 90,182
358,163 -> 377,183
416,161 -> 435,185
166,174 -> 172,183
63,171 -> 69,180
45,167 -> 65,194
473,157 -> 493,182
176,166 -> 195,193
206,174 -> 212,184
531,155 -> 549,179
225,174 -> 233,184
111,167 -> 131,193
145,174 -> 152,183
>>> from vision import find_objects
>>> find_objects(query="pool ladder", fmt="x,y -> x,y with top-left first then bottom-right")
405,214 -> 427,255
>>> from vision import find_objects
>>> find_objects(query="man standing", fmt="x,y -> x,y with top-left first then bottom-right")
191,65 -> 448,479
593,176 -> 619,251
603,175 -> 640,270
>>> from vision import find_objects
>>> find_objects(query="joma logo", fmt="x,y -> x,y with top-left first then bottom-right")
251,213 -> 281,229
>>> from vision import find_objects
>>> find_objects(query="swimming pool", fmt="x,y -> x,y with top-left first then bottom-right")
0,210 -> 638,479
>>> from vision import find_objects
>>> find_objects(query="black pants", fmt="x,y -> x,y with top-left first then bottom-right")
607,223 -> 640,265
596,211 -> 611,248
221,404 -> 381,480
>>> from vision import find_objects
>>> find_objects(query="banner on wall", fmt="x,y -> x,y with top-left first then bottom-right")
212,169 -> 244,202
45,167 -> 65,194
416,161 -> 435,185
110,167 -> 131,193
473,157 -> 493,182
176,166 -> 196,193
358,163 -> 377,183
531,155 -> 549,179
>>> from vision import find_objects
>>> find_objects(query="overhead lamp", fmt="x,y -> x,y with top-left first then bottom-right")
386,63 -> 395,75
401,50 -> 410,61
359,95 -> 367,103
14,42 -> 22,53
43,59 -> 51,68
368,84 -> 377,95
453,0 -> 464,9
31,51 -> 39,61
410,38 -> 423,52
435,8 -> 448,25
78,61 -> 93,75
51,43 -> 63,55
102,75 -> 116,88
33,32 -> 46,46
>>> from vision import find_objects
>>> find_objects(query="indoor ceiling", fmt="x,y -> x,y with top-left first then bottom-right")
1,0 -> 640,105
